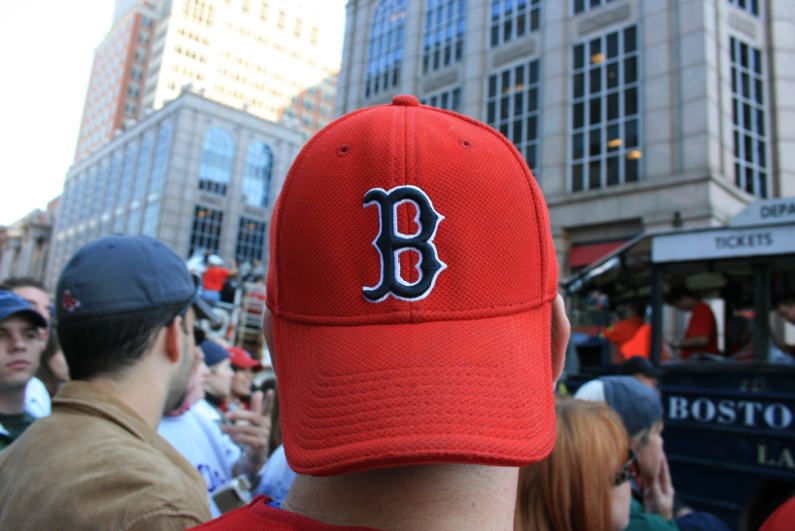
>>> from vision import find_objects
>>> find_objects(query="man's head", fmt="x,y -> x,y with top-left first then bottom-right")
617,356 -> 661,388
0,291 -> 48,400
574,376 -> 665,483
227,347 -> 261,400
263,95 -> 567,477
55,236 -> 214,409
0,278 -> 51,325
201,340 -> 233,399
775,292 -> 795,325
666,286 -> 697,311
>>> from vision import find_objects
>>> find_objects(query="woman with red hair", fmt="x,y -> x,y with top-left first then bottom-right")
515,397 -> 634,531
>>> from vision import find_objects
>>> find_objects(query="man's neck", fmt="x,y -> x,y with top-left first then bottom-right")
0,388 -> 27,415
283,463 -> 518,531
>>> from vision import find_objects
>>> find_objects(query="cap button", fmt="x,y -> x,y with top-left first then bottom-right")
392,95 -> 419,107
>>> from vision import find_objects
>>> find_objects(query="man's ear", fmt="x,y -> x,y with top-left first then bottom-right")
550,294 -> 570,383
164,317 -> 183,364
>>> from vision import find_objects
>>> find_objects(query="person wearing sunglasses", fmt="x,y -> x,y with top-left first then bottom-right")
576,376 -> 731,531
515,397 -> 634,531
0,235 -> 218,529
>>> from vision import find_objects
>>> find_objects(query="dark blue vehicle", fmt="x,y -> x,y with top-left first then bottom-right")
562,197 -> 795,531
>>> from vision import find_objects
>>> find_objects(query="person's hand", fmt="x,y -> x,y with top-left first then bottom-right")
222,390 -> 274,477
644,453 -> 675,521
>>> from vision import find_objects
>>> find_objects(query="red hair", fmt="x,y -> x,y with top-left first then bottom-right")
515,397 -> 630,531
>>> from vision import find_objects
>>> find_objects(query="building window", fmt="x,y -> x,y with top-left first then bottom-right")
117,144 -> 138,207
731,36 -> 768,197
243,142 -> 273,208
142,202 -> 160,237
104,153 -> 122,213
241,0 -> 250,13
277,9 -> 286,29
422,0 -> 466,75
569,26 -> 641,192
420,86 -> 462,113
190,205 -> 223,256
303,99 -> 316,112
149,122 -> 173,194
490,0 -> 541,48
181,0 -> 215,28
124,101 -> 137,116
128,84 -> 140,99
235,217 -> 266,264
127,207 -> 142,235
198,127 -> 235,196
364,0 -> 407,99
260,1 -> 269,21
131,65 -> 143,81
727,0 -> 759,16
310,25 -> 319,45
141,16 -> 153,28
138,31 -> 150,45
294,17 -> 303,38
319,105 -> 332,118
134,48 -> 146,63
133,134 -> 153,199
486,59 -> 541,172
93,162 -> 109,218
573,0 -> 618,15
299,115 -> 313,127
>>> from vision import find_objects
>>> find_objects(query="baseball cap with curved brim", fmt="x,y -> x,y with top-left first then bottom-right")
0,291 -> 48,328
227,347 -> 263,372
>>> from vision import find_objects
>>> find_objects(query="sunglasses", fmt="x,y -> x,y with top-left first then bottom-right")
614,447 -> 638,487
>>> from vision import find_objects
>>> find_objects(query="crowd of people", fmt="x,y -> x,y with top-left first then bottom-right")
0,95 -> 793,530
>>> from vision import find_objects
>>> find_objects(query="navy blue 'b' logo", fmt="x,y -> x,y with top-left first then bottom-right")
363,185 -> 446,302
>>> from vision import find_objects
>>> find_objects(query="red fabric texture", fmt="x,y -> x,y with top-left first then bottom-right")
604,317 -> 645,347
759,496 -> 795,531
265,96 -> 559,476
189,496 -> 383,530
681,301 -> 718,360
203,267 -> 230,291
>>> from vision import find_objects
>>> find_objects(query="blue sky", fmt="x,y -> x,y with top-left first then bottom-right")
0,0 -> 347,226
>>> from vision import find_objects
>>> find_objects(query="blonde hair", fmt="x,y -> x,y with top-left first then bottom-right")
515,397 -> 630,531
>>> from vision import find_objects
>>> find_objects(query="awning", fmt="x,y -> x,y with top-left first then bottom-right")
568,240 -> 629,268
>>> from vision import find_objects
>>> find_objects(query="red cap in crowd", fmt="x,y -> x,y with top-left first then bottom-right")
227,347 -> 263,372
267,95 -> 559,476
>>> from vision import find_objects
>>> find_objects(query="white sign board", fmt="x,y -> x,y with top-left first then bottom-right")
652,224 -> 795,263
729,196 -> 795,228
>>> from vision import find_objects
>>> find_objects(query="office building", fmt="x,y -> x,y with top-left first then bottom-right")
0,203 -> 58,284
47,90 -> 302,289
336,0 -> 795,274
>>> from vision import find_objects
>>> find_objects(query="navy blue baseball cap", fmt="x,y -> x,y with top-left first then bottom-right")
200,340 -> 229,367
55,235 -> 216,323
0,291 -> 48,328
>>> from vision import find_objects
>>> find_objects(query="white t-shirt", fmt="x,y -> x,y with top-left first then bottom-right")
25,377 -> 51,418
158,399 -> 241,518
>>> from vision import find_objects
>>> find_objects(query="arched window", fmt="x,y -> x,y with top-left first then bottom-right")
364,0 -> 407,99
133,133 -> 153,200
242,142 -> 273,208
198,127 -> 235,196
422,0 -> 466,75
149,122 -> 173,195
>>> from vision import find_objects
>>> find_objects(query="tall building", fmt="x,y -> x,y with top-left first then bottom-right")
336,0 -> 795,274
143,0 -> 340,131
74,1 -> 158,161
47,90 -> 303,289
75,0 -> 340,162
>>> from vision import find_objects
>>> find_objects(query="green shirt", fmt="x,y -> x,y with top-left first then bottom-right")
627,498 -> 680,531
0,412 -> 36,451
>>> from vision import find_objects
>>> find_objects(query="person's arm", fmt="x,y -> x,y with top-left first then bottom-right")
670,335 -> 709,350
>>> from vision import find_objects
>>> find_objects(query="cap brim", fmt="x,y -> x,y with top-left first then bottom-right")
273,303 -> 556,476
233,358 -> 263,372
192,297 -> 219,326
10,309 -> 48,329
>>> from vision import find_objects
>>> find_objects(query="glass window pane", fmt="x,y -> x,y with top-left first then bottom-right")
526,145 -> 537,170
573,133 -> 584,159
589,97 -> 601,124
574,44 -> 585,70
607,124 -> 620,151
500,96 -> 510,119
589,128 -> 601,156
514,92 -> 524,115
572,164 -> 584,191
624,26 -> 637,53
607,32 -> 619,58
607,156 -> 619,185
512,119 -> 523,144
625,119 -> 638,148
527,87 -> 538,112
526,116 -> 537,141
488,75 -> 498,98
607,92 -> 619,121
756,109 -> 765,135
607,62 -> 619,89
573,102 -> 584,129
589,67 -> 601,93
589,160 -> 601,189
528,61 -> 539,83
624,56 -> 637,84
625,88 -> 637,116
758,140 -> 766,168
573,73 -> 585,99
625,158 -> 639,182
487,101 -> 496,123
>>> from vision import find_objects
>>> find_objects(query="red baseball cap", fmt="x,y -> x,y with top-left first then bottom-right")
227,347 -> 263,372
267,95 -> 559,476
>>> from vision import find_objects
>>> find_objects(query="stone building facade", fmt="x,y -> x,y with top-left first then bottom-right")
336,0 -> 795,274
